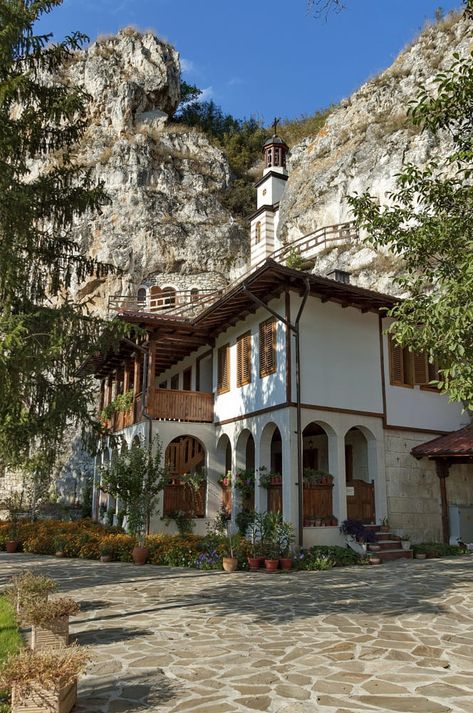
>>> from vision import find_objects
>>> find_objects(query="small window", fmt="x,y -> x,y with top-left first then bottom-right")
255,222 -> 261,244
159,381 -> 168,389
190,288 -> 199,303
137,287 -> 146,305
183,367 -> 192,391
170,374 -> 179,390
237,331 -> 252,387
162,286 -> 176,307
390,338 -> 439,390
217,344 -> 230,394
259,318 -> 277,377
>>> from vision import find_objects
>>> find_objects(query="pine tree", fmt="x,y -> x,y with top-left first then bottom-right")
0,0 -> 124,480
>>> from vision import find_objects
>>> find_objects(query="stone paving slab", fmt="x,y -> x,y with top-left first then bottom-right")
1,554 -> 473,712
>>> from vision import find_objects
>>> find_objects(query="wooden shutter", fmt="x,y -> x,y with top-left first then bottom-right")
217,344 -> 230,393
389,337 -> 403,384
237,332 -> 252,387
259,318 -> 277,377
414,352 -> 428,385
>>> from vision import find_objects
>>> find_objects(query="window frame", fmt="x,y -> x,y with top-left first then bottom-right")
217,343 -> 230,394
259,317 -> 277,378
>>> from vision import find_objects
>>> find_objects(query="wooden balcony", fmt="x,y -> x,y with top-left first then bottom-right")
110,389 -> 214,431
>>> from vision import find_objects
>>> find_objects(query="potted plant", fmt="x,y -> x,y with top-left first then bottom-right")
246,518 -> 262,571
234,469 -> 255,498
99,539 -> 116,563
400,535 -> 411,551
4,493 -> 23,553
53,537 -> 66,558
222,522 -> 238,572
20,598 -> 80,651
0,645 -> 89,713
379,516 -> 390,533
276,519 -> 295,570
6,572 -> 57,614
369,556 -> 382,565
261,512 -> 281,572
218,472 -> 232,488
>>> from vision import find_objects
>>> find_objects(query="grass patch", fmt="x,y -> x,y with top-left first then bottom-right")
0,596 -> 22,713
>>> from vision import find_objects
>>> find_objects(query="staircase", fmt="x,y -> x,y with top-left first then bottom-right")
365,525 -> 413,562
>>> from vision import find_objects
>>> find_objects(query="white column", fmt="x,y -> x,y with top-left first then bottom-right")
282,412 -> 298,530
328,431 -> 347,525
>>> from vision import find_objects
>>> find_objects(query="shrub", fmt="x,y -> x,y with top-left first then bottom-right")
5,572 -> 57,612
19,598 -> 80,627
298,545 -> 361,569
413,542 -> 469,558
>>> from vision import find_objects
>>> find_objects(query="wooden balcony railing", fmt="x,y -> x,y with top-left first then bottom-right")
109,389 -> 214,431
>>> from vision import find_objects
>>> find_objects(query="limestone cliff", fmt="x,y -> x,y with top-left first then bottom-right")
278,13 -> 471,294
62,28 -> 246,315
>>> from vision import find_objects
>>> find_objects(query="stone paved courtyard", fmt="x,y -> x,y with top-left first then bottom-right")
1,554 -> 473,712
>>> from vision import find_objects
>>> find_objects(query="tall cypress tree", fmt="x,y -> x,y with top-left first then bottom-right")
0,1 -> 123,481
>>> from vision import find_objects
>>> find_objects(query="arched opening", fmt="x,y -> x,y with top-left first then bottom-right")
235,430 -> 255,523
302,423 -> 336,527
217,434 -> 232,515
162,286 -> 176,308
149,285 -> 162,312
137,287 -> 147,306
345,427 -> 376,524
164,436 -> 206,518
190,288 -> 199,303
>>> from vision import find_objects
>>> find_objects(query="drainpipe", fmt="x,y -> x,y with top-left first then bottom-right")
242,277 -> 310,546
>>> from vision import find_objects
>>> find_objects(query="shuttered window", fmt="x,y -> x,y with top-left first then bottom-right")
217,344 -> 230,393
237,331 -> 252,387
389,338 -> 439,390
259,318 -> 277,377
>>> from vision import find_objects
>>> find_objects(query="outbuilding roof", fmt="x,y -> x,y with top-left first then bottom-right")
411,423 -> 473,459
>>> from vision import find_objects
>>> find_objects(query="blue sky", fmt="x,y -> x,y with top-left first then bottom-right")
38,0 -> 463,124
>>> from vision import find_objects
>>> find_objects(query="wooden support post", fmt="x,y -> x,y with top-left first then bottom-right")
147,340 -> 156,415
133,356 -> 140,398
99,380 -> 105,411
436,459 -> 450,544
106,376 -> 113,407
123,362 -> 130,394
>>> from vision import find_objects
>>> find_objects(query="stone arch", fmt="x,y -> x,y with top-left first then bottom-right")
137,286 -> 147,305
216,433 -> 232,515
162,286 -> 176,308
190,288 -> 199,303
235,428 -> 256,513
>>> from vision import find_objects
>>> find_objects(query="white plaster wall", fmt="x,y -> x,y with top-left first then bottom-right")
257,174 -> 287,208
251,210 -> 275,266
382,324 -> 468,433
214,298 -> 288,423
384,429 -> 473,543
295,295 -> 384,414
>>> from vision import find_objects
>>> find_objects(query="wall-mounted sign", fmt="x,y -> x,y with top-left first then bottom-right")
346,486 -> 355,496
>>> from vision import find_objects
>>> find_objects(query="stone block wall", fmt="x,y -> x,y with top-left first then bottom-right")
384,429 -> 473,543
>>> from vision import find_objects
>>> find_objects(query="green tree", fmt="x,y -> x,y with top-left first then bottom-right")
0,1 -> 124,481
349,29 -> 473,405
101,437 -> 168,541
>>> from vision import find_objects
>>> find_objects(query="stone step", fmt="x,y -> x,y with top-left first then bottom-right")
375,532 -> 401,541
370,549 -> 413,562
369,541 -> 402,551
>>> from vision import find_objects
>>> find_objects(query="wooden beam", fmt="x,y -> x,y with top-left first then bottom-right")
436,459 -> 450,544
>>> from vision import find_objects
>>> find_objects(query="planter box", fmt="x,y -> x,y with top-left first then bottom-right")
31,617 -> 69,652
12,680 -> 76,713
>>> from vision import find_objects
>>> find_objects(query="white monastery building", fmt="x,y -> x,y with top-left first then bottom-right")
91,135 -> 473,549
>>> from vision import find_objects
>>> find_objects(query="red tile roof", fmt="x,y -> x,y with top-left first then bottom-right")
411,423 -> 473,458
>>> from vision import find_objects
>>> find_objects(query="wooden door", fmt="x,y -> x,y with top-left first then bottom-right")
347,479 -> 375,523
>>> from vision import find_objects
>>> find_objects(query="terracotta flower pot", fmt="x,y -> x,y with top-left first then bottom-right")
401,541 -> 411,551
257,556 -> 266,567
55,551 -> 65,558
132,546 -> 148,566
6,540 -> 18,553
279,558 -> 293,570
247,557 -> 260,571
369,557 -> 382,565
100,555 -> 112,563
368,544 -> 381,552
222,557 -> 238,572
415,553 -> 427,560
264,559 -> 279,572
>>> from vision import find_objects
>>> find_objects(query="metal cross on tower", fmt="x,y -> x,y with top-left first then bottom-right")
272,117 -> 280,135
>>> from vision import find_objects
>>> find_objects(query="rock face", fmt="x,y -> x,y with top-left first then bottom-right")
62,29 -> 245,314
278,13 -> 470,293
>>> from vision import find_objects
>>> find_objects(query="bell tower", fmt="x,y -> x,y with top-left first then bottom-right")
250,120 -> 289,267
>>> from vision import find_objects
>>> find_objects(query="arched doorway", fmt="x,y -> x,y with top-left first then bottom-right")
149,285 -> 162,312
164,436 -> 206,518
217,434 -> 232,515
345,427 -> 375,524
162,286 -> 177,308
235,430 -> 255,512
302,423 -> 336,527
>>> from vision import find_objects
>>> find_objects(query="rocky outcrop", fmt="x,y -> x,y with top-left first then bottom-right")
60,28 -> 246,315
278,13 -> 470,293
